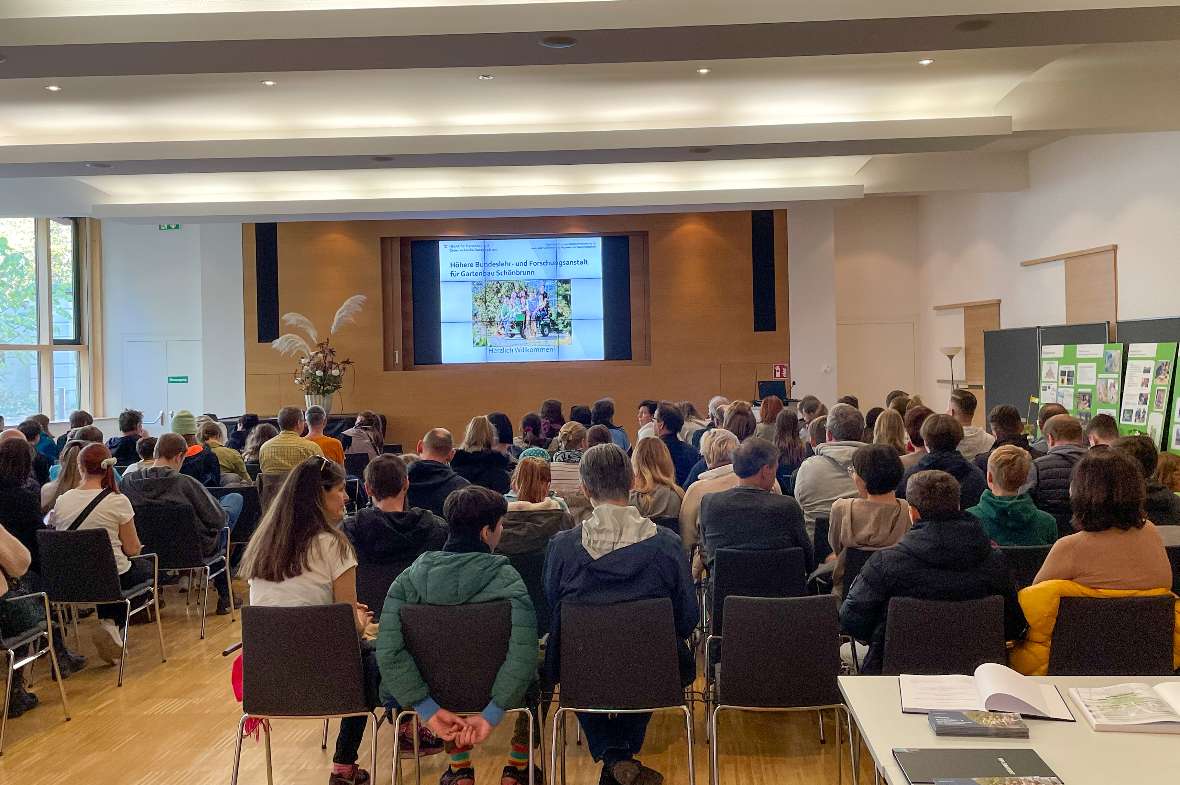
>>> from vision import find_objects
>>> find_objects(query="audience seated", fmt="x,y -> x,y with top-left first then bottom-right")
48,425 -> 103,481
344,454 -> 447,573
1085,412 -> 1120,449
30,414 -> 59,463
342,410 -> 385,459
502,457 -> 574,545
569,404 -> 593,428
1114,434 -> 1180,525
1024,414 -> 1087,539
486,412 -> 518,463
42,440 -> 85,513
794,403 -> 866,536
828,444 -> 911,598
16,419 -> 51,486
590,398 -> 630,452
506,455 -> 570,511
515,413 -> 549,453
259,406 -> 323,475
121,433 -> 242,615
753,395 -> 783,442
55,410 -> 93,452
949,389 -> 995,461
840,470 -> 1026,674
0,439 -> 49,576
888,396 -> 910,419
677,401 -> 709,446
772,408 -> 808,491
106,409 -> 145,466
872,408 -> 907,455
898,414 -> 987,509
635,399 -> 658,443
837,394 -> 860,410
0,525 -> 35,712
798,396 -> 823,436
653,402 -> 701,489
242,422 -> 278,465
968,445 -> 1057,546
305,405 -> 345,465
629,437 -> 685,520
690,395 -> 729,450
226,413 -> 259,453
241,456 -> 378,785
48,444 -> 147,665
407,428 -> 470,517
900,406 -> 933,471
974,404 -> 1039,474
122,436 -> 157,477
1010,449 -> 1178,675
1030,403 -> 1068,454
685,402 -> 758,489
585,425 -> 612,448
198,421 -> 249,485
679,429 -> 739,559
551,422 -> 586,465
378,485 -> 540,785
167,410 -> 222,487
543,444 -> 696,785
863,407 -> 884,442
1156,452 -> 1180,494
699,437 -> 812,576
540,398 -> 566,443
452,416 -> 512,494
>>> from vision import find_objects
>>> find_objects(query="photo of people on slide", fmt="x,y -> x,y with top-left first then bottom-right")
470,279 -> 571,348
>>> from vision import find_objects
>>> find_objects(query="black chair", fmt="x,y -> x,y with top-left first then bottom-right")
841,547 -> 874,596
1,591 -> 70,753
134,501 -> 233,638
230,604 -> 385,785
344,452 -> 370,479
710,547 -> 807,637
1047,596 -> 1175,676
208,484 -> 262,551
551,598 -> 695,785
256,472 -> 287,513
998,545 -> 1052,591
1165,545 -> 1180,595
36,529 -> 165,686
394,601 -> 537,784
708,596 -> 856,785
507,550 -> 550,634
813,516 -> 832,564
881,596 -> 1006,675
652,515 -> 681,537
355,561 -> 414,617
244,461 -> 261,481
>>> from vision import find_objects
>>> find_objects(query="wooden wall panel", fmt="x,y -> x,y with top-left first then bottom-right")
242,211 -> 791,446
1064,248 -> 1118,329
964,301 -> 1001,416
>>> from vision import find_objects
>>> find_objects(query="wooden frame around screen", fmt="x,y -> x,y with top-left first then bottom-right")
381,232 -> 651,372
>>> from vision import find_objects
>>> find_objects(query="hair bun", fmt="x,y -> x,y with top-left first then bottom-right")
101,457 -> 118,469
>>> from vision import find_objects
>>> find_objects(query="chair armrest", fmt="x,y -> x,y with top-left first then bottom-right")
130,552 -> 160,584
1,590 -> 51,630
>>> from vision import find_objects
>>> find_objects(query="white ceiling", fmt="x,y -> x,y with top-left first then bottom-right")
0,3 -> 1178,220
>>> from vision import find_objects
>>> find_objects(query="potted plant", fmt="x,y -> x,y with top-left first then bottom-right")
271,295 -> 366,415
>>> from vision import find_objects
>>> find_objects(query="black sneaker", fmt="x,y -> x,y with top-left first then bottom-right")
501,764 -> 544,785
609,759 -> 663,785
327,766 -> 370,785
52,650 -> 87,680
439,768 -> 476,785
216,594 -> 242,616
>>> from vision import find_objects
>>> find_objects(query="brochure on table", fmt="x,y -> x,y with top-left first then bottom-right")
1039,343 -> 1123,427
1118,342 -> 1178,450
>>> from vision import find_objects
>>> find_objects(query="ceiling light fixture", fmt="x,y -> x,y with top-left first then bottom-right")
477,74 -> 495,80
45,84 -> 62,92
85,162 -> 113,169
540,35 -> 577,49
372,156 -> 394,163
955,18 -> 993,32
918,58 -> 935,66
0,54 -> 7,65
260,79 -> 277,86
689,147 -> 713,154
696,68 -> 711,75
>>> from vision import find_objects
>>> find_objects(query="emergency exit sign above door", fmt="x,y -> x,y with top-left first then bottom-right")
158,224 -> 181,231
167,375 -> 189,384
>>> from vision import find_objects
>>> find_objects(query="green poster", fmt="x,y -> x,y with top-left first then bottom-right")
1170,382 -> 1180,456
1118,341 -> 1177,450
1039,343 -> 1123,426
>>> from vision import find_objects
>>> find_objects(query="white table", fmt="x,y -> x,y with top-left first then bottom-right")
839,675 -> 1180,785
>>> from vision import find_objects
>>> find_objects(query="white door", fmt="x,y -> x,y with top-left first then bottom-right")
165,340 -> 204,419
837,321 -> 917,409
122,339 -> 167,426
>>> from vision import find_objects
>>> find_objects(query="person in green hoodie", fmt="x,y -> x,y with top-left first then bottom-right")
968,444 -> 1058,546
377,485 -> 539,785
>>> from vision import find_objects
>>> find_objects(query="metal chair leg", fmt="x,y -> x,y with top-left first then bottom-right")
321,718 -> 329,749
708,705 -> 721,785
262,719 -> 274,785
392,710 -> 410,785
683,705 -> 697,785
153,590 -> 167,663
834,708 -> 843,785
368,713 -> 379,785
843,705 -> 859,785
818,711 -> 826,744
0,649 -> 14,755
117,599 -> 131,687
413,713 -> 421,785
199,566 -> 211,639
525,708 -> 536,785
44,595 -> 71,722
230,714 -> 248,785
549,707 -> 565,785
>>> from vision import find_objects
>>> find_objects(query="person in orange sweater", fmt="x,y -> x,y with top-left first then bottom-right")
306,405 -> 345,465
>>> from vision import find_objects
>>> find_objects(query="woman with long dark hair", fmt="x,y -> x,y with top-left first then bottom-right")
539,399 -> 565,442
343,410 -> 385,459
773,409 -> 809,486
240,456 -> 379,785
515,413 -> 550,452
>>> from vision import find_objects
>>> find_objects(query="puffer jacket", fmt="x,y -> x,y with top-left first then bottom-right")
1025,444 -> 1087,539
376,536 -> 537,725
1009,579 -> 1180,676
974,433 -> 1044,474
898,449 -> 987,510
499,499 -> 573,556
450,449 -> 512,494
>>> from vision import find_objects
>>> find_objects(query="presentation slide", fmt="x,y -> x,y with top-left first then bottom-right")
437,237 -> 605,364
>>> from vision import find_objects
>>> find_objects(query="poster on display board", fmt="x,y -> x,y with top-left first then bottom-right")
1170,386 -> 1180,456
1118,342 -> 1177,450
1039,343 -> 1123,427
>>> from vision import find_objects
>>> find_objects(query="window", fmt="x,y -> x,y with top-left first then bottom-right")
0,217 -> 87,423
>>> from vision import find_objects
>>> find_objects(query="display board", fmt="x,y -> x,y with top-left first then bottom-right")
984,327 -> 1040,423
1038,322 -> 1109,347
1039,343 -> 1123,426
1118,342 -> 1177,450
1115,317 -> 1180,345
1170,383 -> 1180,456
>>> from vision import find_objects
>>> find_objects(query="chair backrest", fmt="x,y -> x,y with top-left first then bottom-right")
1165,545 -> 1180,596
718,595 -> 842,708
711,547 -> 807,636
209,484 -> 262,544
881,595 -> 1006,675
355,561 -> 411,617
559,598 -> 684,710
257,472 -> 287,513
507,550 -> 549,634
241,604 -> 368,717
651,515 -> 681,537
1047,596 -> 1175,676
133,501 -> 206,570
344,452 -> 370,479
842,547 -> 874,594
813,515 -> 832,564
36,529 -> 126,603
998,545 -> 1053,591
399,601 -> 512,714
245,461 -> 261,481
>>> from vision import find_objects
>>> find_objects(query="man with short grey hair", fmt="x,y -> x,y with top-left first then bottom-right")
692,395 -> 732,450
698,437 -> 812,574
793,403 -> 867,536
543,443 -> 697,785
406,428 -> 469,517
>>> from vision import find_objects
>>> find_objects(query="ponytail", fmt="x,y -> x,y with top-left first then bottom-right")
79,443 -> 121,494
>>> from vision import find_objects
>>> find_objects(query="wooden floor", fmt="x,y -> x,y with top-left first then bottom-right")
0,581 -> 874,785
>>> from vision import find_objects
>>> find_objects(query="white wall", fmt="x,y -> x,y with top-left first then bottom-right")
102,222 -> 245,418
787,203 -> 838,403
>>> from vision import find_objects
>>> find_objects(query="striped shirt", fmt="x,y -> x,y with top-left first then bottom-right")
259,431 -> 324,475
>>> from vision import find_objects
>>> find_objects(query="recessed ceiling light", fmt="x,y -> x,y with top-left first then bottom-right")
372,156 -> 394,163
477,74 -> 495,80
45,84 -> 62,92
918,58 -> 935,66
689,147 -> 713,154
85,162 -> 113,169
0,54 -> 7,65
260,79 -> 277,87
696,68 -> 711,75
540,35 -> 577,49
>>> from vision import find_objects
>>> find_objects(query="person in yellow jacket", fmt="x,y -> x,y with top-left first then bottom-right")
1009,450 -> 1179,675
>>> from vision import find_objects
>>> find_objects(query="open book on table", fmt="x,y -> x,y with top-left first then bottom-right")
1069,682 -> 1180,733
900,663 -> 1074,721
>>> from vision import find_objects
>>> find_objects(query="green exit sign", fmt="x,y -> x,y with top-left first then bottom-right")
158,224 -> 182,231
167,375 -> 189,384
